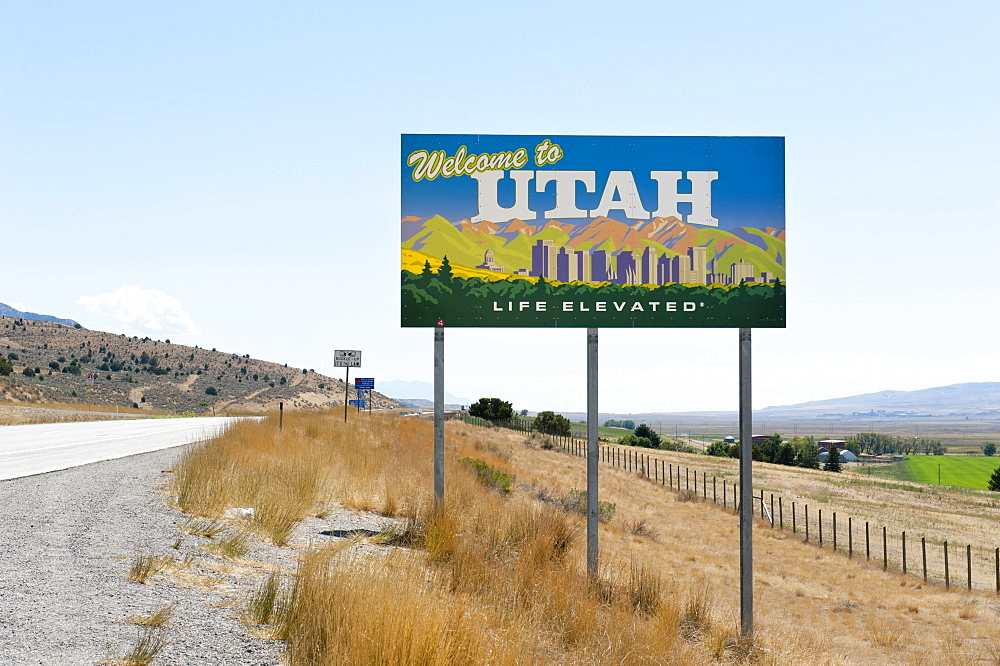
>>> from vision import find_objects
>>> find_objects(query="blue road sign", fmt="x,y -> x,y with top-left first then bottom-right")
355,378 -> 375,390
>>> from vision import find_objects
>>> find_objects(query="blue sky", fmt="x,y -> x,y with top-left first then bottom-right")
3,1 -> 999,413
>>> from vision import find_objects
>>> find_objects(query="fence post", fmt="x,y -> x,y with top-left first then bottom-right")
995,547 -> 998,594
779,497 -> 783,530
723,479 -> 727,508
945,541 -> 950,588
770,494 -> 775,528
833,513 -> 838,551
805,505 -> 809,542
866,522 -> 870,560
902,531 -> 907,574
733,482 -> 737,510
819,509 -> 823,546
704,472 -> 708,500
661,460 -> 665,486
670,464 -> 673,487
848,516 -> 853,558
686,468 -> 690,491
883,526 -> 888,571
714,476 -> 717,503
967,544 -> 972,590
792,501 -> 796,534
923,537 -> 927,582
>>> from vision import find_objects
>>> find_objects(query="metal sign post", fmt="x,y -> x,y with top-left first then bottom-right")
586,328 -> 599,576
739,328 -> 753,639
355,378 -> 375,413
434,322 -> 445,509
334,350 -> 362,423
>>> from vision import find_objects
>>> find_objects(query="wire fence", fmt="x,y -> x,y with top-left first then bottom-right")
538,429 -> 1000,594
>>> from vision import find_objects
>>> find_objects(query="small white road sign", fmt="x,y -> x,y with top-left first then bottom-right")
334,350 -> 362,367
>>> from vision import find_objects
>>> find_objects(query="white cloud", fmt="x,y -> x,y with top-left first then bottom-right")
78,285 -> 201,335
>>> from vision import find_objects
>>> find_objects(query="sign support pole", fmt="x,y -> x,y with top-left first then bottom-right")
739,327 -> 753,640
343,367 -> 350,423
434,324 -> 445,509
586,328 -> 599,577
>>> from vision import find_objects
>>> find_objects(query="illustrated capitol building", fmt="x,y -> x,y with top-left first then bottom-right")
476,240 -> 780,287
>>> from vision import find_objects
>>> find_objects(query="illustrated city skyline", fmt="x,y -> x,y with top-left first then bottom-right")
475,239 -> 780,287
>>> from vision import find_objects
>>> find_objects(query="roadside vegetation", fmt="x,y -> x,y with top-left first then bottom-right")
168,410 -> 1000,665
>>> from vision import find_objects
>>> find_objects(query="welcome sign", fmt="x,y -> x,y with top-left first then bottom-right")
401,135 -> 785,328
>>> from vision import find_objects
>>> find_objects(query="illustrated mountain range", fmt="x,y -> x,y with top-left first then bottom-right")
401,215 -> 785,278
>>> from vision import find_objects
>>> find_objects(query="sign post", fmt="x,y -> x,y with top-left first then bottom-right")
355,378 -> 375,413
434,322 -> 444,510
85,373 -> 95,411
334,350 -> 362,423
739,328 -> 753,639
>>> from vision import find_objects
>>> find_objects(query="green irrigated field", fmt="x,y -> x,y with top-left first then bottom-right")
865,455 -> 1000,490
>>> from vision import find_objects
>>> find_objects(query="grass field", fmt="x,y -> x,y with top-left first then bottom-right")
864,455 -> 1000,490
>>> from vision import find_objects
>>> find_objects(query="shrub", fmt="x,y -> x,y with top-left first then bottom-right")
561,489 -> 615,522
459,457 -> 512,494
205,387 -> 218,396
0,357 -> 12,376
984,442 -> 996,457
22,367 -> 35,378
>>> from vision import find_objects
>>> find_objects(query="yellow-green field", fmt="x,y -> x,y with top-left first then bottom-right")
865,455 -> 1000,490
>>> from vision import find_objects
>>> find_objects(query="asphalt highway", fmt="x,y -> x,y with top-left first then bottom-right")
0,417 -> 241,480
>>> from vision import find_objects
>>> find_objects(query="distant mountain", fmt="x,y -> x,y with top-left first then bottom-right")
759,382 -> 1000,417
378,379 -> 472,407
0,302 -> 80,328
0,315 -> 402,414
400,214 -> 785,280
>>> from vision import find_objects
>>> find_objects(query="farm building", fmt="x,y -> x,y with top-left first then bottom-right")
817,439 -> 847,453
819,449 -> 858,463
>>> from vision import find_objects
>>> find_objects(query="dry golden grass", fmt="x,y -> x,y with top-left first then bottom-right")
173,413 -> 1000,665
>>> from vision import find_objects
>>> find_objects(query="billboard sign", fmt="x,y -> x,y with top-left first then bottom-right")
401,134 -> 784,328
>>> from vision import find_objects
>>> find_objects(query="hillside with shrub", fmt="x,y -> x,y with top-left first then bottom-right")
0,316 -> 400,414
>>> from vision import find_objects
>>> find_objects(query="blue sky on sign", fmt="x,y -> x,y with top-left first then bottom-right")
2,1 -> 999,414
401,134 -> 785,229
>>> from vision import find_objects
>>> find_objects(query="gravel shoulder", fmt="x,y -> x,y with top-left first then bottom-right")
0,446 -> 283,665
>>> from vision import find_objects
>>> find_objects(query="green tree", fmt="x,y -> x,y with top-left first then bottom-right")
823,447 -> 842,472
989,466 -> 1000,492
776,442 -> 797,466
534,410 -> 572,436
22,367 -> 35,378
633,423 -> 661,448
619,433 -> 652,448
796,443 -> 820,469
706,441 -> 730,457
469,397 -> 513,422
983,442 -> 996,457
0,357 -> 12,376
205,386 -> 218,396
